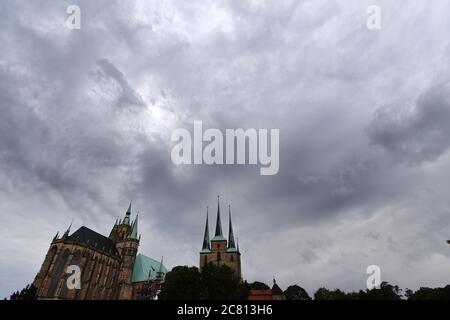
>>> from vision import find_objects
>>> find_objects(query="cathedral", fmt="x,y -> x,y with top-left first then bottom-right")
199,197 -> 242,278
32,204 -> 167,300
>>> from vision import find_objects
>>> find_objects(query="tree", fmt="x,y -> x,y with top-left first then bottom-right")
314,287 -> 355,300
201,263 -> 249,300
159,266 -> 202,300
249,281 -> 270,290
359,282 -> 402,300
407,285 -> 450,300
9,284 -> 37,300
284,285 -> 311,300
159,263 -> 250,300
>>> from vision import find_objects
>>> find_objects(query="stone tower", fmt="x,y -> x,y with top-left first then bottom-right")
199,197 -> 241,278
109,202 -> 140,299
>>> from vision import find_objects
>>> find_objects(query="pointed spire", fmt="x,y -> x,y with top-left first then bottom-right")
201,207 -> 211,251
227,205 -> 236,249
237,237 -> 240,253
157,256 -> 165,281
215,196 -> 223,237
158,256 -> 164,274
63,219 -> 73,237
123,202 -> 131,225
129,214 -> 138,239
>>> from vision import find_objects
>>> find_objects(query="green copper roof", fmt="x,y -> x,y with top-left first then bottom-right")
200,248 -> 211,253
211,235 -> 226,241
132,254 -> 168,283
226,247 -> 239,253
129,215 -> 138,239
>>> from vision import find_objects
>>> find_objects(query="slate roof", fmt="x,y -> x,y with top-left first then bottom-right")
271,282 -> 284,296
68,226 -> 119,256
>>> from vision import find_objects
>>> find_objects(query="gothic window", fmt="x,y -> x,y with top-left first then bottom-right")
42,246 -> 58,276
217,252 -> 221,262
60,250 -> 81,298
96,259 -> 104,283
83,256 -> 94,282
47,249 -> 70,297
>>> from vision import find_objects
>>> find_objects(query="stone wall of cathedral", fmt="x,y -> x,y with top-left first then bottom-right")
33,239 -> 128,300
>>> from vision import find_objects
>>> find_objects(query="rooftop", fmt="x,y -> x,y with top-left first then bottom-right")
132,253 -> 168,283
68,226 -> 119,256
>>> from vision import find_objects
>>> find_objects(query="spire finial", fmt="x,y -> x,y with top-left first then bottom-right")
66,219 -> 73,233
63,219 -> 73,238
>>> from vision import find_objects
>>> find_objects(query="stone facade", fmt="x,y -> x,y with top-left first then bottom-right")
199,198 -> 242,279
32,204 -> 166,300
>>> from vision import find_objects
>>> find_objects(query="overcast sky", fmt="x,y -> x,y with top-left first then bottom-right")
2,0 -> 450,298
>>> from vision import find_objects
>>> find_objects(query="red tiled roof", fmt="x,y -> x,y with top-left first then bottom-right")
248,289 -> 273,300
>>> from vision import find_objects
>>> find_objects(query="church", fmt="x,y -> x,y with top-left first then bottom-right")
32,204 -> 167,300
199,197 -> 242,278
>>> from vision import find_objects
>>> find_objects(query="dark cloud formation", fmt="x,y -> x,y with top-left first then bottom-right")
368,83 -> 450,164
2,0 -> 450,298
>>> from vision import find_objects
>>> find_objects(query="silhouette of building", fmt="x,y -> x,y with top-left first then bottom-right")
32,203 -> 167,300
199,196 -> 241,278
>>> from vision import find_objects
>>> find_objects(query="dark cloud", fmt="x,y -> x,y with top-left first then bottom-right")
368,84 -> 450,164
95,59 -> 147,110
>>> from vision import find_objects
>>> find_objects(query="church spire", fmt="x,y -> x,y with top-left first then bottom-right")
123,202 -> 131,225
129,214 -> 138,239
227,205 -> 236,249
201,207 -> 210,252
214,196 -> 223,237
63,219 -> 73,236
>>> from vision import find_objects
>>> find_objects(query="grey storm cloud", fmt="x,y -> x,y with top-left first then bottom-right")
2,0 -> 450,298
368,83 -> 450,164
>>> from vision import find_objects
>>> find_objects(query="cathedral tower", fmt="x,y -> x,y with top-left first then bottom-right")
112,203 -> 140,299
199,197 -> 241,278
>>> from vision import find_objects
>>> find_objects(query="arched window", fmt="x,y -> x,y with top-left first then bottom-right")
47,249 -> 70,297
42,246 -> 58,276
106,265 -> 116,288
217,252 -> 221,262
83,256 -> 96,282
60,250 -> 81,298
